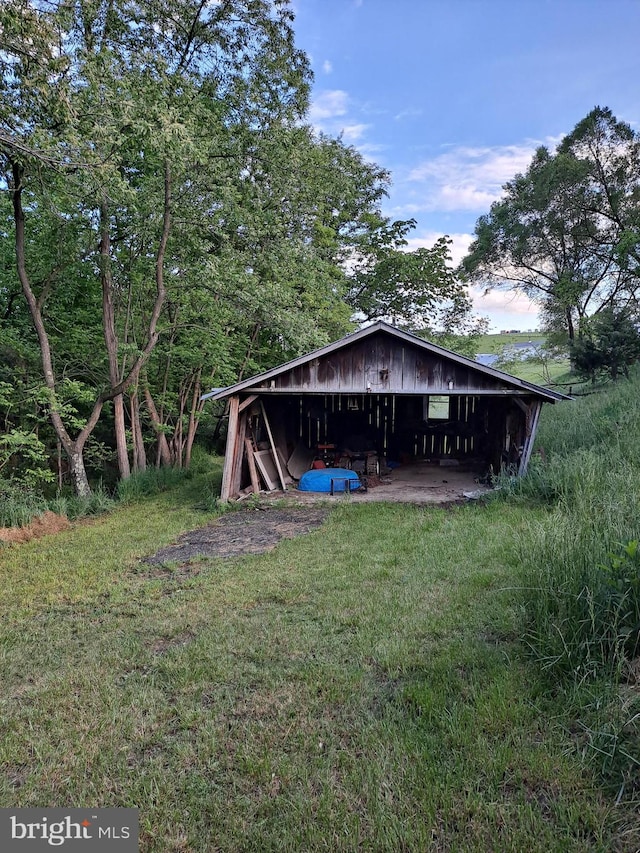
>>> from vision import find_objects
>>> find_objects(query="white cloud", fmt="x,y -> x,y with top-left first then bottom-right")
405,142 -> 547,212
394,108 -> 423,121
471,285 -> 539,317
403,231 -> 473,267
399,230 -> 540,329
322,59 -> 333,74
307,90 -> 382,160
341,123 -> 370,142
308,89 -> 349,123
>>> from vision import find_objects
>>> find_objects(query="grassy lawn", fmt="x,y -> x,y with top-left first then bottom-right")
475,333 -> 572,386
0,486 -> 630,851
502,358 -> 571,386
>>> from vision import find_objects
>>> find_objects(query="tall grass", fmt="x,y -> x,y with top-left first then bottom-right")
115,465 -> 189,503
0,480 -> 48,528
511,369 -> 640,791
1,447 -> 221,529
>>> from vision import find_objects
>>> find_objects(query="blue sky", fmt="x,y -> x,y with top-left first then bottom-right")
291,0 -> 640,331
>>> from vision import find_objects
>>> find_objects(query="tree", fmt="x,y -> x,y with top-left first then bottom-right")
570,307 -> 640,383
0,0 -> 311,495
461,107 -> 640,342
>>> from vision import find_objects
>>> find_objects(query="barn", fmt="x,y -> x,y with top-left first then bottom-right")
203,321 -> 568,502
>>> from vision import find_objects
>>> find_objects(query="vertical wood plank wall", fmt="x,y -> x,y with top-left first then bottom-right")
219,396 -> 239,502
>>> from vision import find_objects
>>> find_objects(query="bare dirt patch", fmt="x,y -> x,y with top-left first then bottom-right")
143,506 -> 330,566
0,511 -> 71,545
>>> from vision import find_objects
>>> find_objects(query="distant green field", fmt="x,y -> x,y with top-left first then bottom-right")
475,332 -> 571,385
476,332 -> 544,354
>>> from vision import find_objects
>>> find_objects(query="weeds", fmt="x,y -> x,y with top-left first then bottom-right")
0,480 -> 48,527
116,466 -> 190,503
513,367 -> 640,792
47,485 -> 115,520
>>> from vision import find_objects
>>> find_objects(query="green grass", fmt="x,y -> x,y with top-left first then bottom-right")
501,356 -> 571,385
474,332 -> 572,386
0,492 -> 632,851
497,370 -> 640,796
476,332 -> 543,354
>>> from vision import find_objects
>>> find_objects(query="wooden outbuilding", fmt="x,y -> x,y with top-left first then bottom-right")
203,322 -> 568,502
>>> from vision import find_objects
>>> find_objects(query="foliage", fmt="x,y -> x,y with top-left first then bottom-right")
570,307 -> 640,382
346,226 -> 463,325
0,428 -> 54,487
462,107 -> 640,341
0,0 -> 315,495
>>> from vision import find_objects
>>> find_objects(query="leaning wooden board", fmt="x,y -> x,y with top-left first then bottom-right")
254,449 -> 279,491
286,442 -> 315,480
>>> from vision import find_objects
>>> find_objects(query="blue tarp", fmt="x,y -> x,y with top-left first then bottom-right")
298,468 -> 361,493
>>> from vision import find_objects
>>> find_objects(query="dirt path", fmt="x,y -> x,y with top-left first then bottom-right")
144,506 -> 330,565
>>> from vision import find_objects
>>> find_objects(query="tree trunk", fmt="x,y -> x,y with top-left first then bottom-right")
184,369 -> 203,469
565,306 -> 575,341
113,394 -> 131,479
130,388 -> 147,472
144,385 -> 173,467
100,198 -> 131,480
68,447 -> 92,497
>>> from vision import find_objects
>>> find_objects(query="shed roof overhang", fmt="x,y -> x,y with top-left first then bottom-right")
201,321 -> 570,404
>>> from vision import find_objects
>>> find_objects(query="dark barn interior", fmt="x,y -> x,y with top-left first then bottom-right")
204,323 -> 566,502
257,392 -> 525,473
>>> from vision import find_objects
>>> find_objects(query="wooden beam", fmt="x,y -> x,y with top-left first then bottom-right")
244,438 -> 260,494
519,400 -> 542,476
230,411 -> 248,498
219,395 -> 239,502
260,400 -> 288,490
254,449 -> 278,491
239,393 -> 259,413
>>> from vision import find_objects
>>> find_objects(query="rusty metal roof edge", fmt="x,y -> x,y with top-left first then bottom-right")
200,321 -> 570,403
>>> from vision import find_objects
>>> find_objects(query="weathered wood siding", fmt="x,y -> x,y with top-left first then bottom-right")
259,332 -> 513,394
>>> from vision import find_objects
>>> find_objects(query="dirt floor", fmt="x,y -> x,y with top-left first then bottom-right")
263,460 -> 491,506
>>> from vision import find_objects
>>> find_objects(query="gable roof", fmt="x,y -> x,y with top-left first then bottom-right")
202,321 -> 569,403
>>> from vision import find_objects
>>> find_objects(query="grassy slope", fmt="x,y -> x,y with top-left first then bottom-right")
0,483 -> 627,851
475,333 -> 571,385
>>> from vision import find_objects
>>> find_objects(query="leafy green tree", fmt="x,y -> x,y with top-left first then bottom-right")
462,107 -> 640,342
571,307 -> 640,382
0,0 -> 311,495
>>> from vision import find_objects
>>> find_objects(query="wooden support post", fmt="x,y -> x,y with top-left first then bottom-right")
260,400 -> 288,491
245,438 -> 260,494
230,411 -> 248,497
219,396 -> 239,502
518,400 -> 542,476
